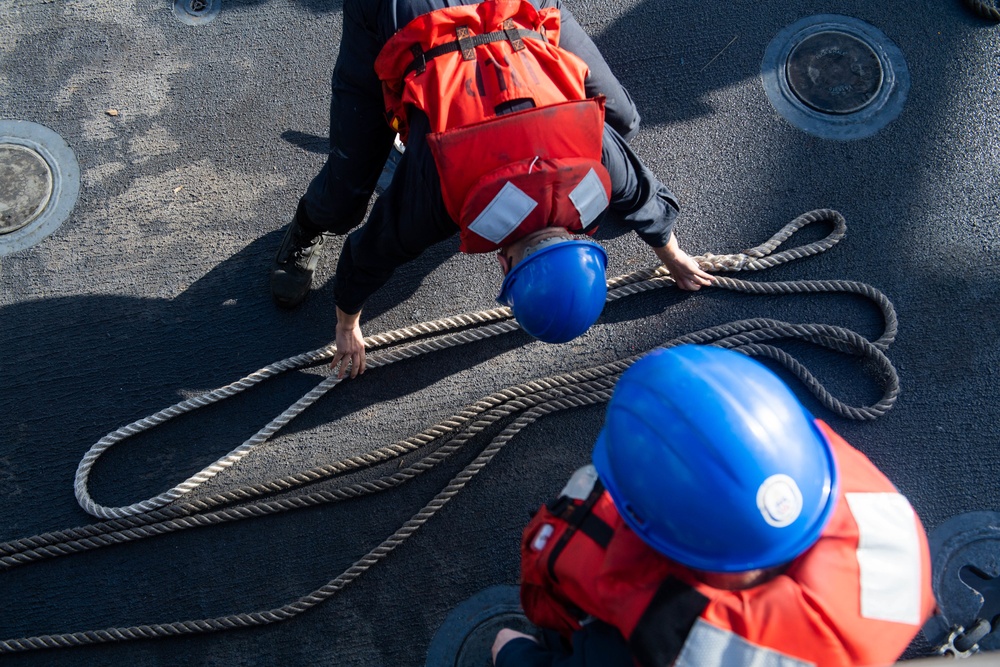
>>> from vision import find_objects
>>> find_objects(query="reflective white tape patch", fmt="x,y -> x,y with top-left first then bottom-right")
468,181 -> 537,244
559,464 -> 598,501
569,168 -> 609,229
676,619 -> 815,667
846,492 -> 922,625
530,524 -> 554,551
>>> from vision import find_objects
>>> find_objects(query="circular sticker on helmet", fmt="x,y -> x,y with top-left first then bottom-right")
756,474 -> 803,527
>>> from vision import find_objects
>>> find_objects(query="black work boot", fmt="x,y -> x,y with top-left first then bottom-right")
270,205 -> 326,308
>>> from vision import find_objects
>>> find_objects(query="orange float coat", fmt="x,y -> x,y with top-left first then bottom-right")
374,0 -> 613,253
520,421 -> 937,666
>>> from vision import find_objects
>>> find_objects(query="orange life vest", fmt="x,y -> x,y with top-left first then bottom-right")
519,421 -> 937,667
374,0 -> 613,253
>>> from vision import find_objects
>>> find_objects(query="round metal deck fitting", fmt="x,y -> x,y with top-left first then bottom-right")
786,32 -> 884,114
923,511 -> 1000,651
173,0 -> 220,26
761,15 -> 909,140
425,586 -> 536,667
0,120 -> 80,256
1,145 -> 53,234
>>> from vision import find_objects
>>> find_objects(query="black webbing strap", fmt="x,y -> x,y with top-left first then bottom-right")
502,18 -> 526,51
629,577 -> 710,667
456,25 -> 476,60
577,512 -> 613,548
404,22 -> 545,77
545,480 -> 611,584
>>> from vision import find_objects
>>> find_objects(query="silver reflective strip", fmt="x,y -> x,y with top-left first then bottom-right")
676,620 -> 815,667
559,464 -> 598,501
568,168 -> 608,229
846,492 -> 922,625
468,181 -> 537,244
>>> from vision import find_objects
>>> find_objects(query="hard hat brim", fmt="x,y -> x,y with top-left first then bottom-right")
496,238 -> 608,307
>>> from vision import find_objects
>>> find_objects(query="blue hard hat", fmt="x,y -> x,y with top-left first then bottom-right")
496,239 -> 608,344
592,345 -> 839,573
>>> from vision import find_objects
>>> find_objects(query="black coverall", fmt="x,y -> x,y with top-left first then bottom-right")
299,0 -> 680,315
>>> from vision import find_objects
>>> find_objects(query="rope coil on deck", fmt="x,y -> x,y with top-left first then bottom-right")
72,209 -> 852,520
0,209 -> 902,653
964,0 -> 1000,21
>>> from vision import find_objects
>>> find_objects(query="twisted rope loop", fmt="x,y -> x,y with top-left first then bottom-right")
74,208 -> 845,520
964,0 -> 1000,21
2,209 -> 900,653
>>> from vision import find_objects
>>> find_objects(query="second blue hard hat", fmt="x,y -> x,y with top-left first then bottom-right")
496,239 -> 608,344
592,345 -> 839,573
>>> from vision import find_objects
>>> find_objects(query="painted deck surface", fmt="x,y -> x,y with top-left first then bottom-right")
1,0 -> 998,664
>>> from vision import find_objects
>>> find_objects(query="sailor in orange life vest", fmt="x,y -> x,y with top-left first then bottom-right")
493,345 -> 936,667
269,0 -> 714,378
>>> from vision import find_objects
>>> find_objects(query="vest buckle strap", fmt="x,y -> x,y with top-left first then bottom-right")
400,27 -> 548,78
502,18 -> 526,52
545,479 -> 607,583
456,25 -> 476,61
409,43 -> 427,74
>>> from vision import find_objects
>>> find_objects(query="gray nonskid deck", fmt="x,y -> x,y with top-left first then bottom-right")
1,0 -> 998,664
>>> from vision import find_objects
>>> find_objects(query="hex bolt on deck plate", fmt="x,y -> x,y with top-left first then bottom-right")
761,15 -> 910,140
173,0 -> 220,26
0,120 -> 80,257
923,511 -> 1000,651
424,586 -> 536,667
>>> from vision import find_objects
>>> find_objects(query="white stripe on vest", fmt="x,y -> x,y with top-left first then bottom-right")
569,168 -> 609,228
676,619 -> 815,667
846,492 -> 923,625
468,181 -> 537,244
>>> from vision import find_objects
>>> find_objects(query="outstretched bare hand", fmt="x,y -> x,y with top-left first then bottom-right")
331,307 -> 366,379
654,232 -> 715,291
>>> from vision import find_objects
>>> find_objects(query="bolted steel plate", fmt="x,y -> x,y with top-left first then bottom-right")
173,0 -> 221,26
761,15 -> 910,140
0,144 -> 54,234
0,120 -> 80,256
786,31 -> 884,115
425,586 -> 537,667
923,511 -> 1000,651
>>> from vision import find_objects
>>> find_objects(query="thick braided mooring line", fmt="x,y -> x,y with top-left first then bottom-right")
0,311 -> 897,572
73,209 -> 848,520
964,0 -> 1000,21
0,315 -> 896,652
0,395 -> 605,652
0,209 -> 902,652
72,317 -> 519,519
0,377 -> 621,568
